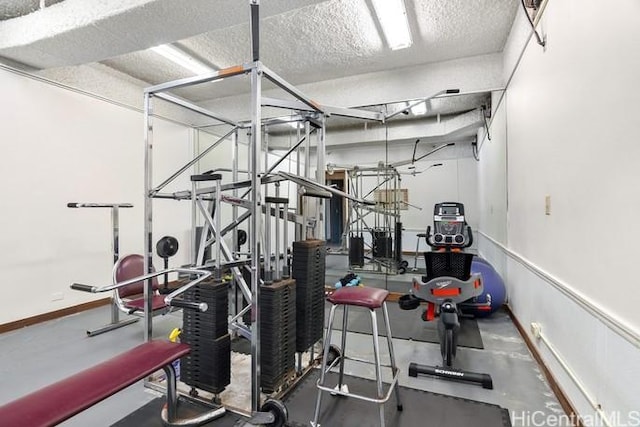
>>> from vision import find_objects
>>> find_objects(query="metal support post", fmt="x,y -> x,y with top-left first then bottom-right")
264,199 -> 272,284
303,120 -> 311,239
295,122 -> 302,241
315,119 -> 326,240
249,11 -> 262,409
274,184 -> 281,282
143,92 -> 154,342
215,178 -> 222,280
191,176 -> 198,266
67,203 -> 138,336
283,199 -> 290,279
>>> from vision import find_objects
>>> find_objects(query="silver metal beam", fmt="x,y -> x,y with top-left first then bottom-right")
279,171 -> 375,206
153,127 -> 237,194
145,63 -> 253,94
153,92 -> 238,127
261,64 -> 325,115
390,142 -> 455,168
261,96 -> 384,121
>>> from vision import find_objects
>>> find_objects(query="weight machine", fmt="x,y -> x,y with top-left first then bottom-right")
346,164 -> 409,275
66,202 -> 139,336
138,1 -> 398,422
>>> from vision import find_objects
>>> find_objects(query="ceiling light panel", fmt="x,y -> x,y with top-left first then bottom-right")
150,44 -> 214,75
371,0 -> 412,50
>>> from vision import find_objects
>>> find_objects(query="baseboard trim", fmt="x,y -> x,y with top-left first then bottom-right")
505,304 -> 584,427
0,298 -> 111,334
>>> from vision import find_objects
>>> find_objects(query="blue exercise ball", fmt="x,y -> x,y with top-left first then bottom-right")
463,259 -> 506,317
472,256 -> 492,266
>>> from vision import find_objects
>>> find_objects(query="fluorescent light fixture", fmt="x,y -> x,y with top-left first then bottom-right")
371,0 -> 412,50
410,101 -> 427,116
150,44 -> 214,75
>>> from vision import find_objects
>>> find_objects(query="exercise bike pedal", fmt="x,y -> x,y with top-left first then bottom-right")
398,294 -> 420,310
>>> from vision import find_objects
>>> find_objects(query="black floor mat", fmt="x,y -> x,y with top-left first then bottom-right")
231,302 -> 484,353
111,396 -> 243,427
326,300 -> 484,349
284,370 -> 511,427
326,273 -> 416,294
231,336 -> 252,355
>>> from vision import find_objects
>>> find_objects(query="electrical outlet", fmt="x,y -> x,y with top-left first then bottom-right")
530,322 -> 542,338
51,292 -> 64,302
545,195 -> 551,215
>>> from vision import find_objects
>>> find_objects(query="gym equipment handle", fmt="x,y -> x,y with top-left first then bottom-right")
70,283 -> 96,293
167,300 -> 208,312
67,202 -> 133,208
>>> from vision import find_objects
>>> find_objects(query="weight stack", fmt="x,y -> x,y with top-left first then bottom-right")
373,230 -> 392,259
180,280 -> 231,394
259,278 -> 296,393
395,222 -> 403,263
292,239 -> 326,353
349,236 -> 364,267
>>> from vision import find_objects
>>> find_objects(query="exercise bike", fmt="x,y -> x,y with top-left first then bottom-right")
399,202 -> 493,389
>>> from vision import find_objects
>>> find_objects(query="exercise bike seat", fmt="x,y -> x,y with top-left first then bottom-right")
424,251 -> 473,280
412,251 -> 483,306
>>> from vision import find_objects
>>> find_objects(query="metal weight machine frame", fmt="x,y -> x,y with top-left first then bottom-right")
345,165 -> 405,275
66,202 -> 139,336
141,0 -> 392,415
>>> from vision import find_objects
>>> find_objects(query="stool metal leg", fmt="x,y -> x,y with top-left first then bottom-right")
338,305 -> 349,389
382,302 -> 402,410
413,238 -> 420,271
370,309 -> 386,427
313,304 -> 338,427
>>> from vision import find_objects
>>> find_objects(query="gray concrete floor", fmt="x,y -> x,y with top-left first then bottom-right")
0,256 -> 562,426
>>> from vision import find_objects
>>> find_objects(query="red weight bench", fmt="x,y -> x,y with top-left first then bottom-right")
0,341 -> 225,427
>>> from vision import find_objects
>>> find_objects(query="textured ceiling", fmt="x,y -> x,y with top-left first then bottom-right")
0,0 -> 517,103
0,0 -> 64,21
102,0 -> 518,101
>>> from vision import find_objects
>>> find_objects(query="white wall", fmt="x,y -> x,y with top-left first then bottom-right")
0,67 -> 192,325
477,0 -> 640,423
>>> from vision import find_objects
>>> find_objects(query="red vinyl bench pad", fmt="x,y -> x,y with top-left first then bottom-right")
0,340 -> 190,427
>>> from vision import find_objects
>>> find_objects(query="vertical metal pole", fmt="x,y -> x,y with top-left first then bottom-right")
231,130 -> 239,316
274,190 -> 281,282
283,200 -> 289,278
303,120 -> 311,239
295,123 -> 302,241
249,0 -> 262,410
232,131 -> 239,254
191,129 -> 199,266
371,310 -> 385,426
316,119 -> 326,241
143,93 -> 153,342
191,179 -> 198,266
264,199 -> 272,284
215,178 -> 222,280
110,206 -> 120,324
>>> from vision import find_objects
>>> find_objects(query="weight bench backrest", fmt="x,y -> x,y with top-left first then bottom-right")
115,254 -> 160,298
424,251 -> 474,281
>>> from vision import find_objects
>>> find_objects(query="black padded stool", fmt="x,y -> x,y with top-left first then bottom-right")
312,286 -> 402,427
